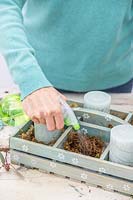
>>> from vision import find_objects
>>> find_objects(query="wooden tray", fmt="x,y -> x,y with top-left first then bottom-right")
10,100 -> 133,196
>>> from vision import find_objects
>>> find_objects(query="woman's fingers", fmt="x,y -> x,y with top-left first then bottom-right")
32,117 -> 40,124
22,87 -> 66,131
45,115 -> 56,131
54,109 -> 64,130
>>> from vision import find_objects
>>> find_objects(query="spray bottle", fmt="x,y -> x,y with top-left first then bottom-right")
59,97 -> 80,130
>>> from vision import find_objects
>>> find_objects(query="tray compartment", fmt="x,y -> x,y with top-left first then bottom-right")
56,122 -> 108,159
68,100 -> 131,121
15,121 -> 65,146
73,107 -> 126,128
110,110 -> 128,120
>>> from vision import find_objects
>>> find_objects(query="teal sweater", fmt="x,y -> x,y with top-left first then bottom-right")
0,0 -> 133,99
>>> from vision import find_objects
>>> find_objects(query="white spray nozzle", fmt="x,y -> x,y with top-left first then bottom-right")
59,98 -> 80,130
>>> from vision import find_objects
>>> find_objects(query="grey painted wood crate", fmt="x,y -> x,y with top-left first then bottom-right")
10,100 -> 133,196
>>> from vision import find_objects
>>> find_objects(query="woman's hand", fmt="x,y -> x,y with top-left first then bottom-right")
22,87 -> 67,131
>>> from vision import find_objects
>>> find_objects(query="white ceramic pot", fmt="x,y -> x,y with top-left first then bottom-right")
109,151 -> 133,167
84,91 -> 111,113
109,124 -> 133,166
34,123 -> 62,145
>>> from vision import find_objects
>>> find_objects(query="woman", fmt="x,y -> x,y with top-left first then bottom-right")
0,0 -> 132,130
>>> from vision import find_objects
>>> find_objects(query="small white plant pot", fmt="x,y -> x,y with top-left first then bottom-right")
34,123 -> 62,145
84,91 -> 111,113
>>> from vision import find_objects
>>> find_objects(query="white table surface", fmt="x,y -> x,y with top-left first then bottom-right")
0,166 -> 132,200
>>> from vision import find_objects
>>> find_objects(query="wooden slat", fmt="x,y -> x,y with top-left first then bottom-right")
53,127 -> 72,148
100,145 -> 110,160
10,150 -> 133,196
125,113 -> 133,122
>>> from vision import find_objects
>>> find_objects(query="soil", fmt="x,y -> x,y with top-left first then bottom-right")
130,119 -> 133,125
0,148 -> 9,152
108,124 -> 113,128
69,102 -> 80,108
64,131 -> 104,158
110,111 -> 127,120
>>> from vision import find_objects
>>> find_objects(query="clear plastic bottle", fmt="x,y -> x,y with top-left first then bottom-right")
59,98 -> 80,130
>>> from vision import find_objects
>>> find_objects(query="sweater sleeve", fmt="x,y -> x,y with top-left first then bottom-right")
0,0 -> 52,99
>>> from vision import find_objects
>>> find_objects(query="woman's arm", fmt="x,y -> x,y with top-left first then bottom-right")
0,0 -> 52,99
0,0 -> 66,130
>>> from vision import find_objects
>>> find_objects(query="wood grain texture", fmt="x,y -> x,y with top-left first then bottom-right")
11,149 -> 133,196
